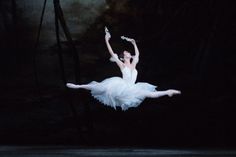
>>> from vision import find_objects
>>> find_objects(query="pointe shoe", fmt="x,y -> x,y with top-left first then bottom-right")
66,83 -> 80,89
167,89 -> 181,97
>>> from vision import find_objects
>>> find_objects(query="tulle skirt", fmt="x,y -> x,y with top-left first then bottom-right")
88,77 -> 157,110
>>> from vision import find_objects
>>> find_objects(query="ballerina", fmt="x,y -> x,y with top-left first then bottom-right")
66,27 -> 181,111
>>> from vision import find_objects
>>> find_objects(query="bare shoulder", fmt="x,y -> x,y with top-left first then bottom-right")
131,66 -> 137,71
119,64 -> 126,70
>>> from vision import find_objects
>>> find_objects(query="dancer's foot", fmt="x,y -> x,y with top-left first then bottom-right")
167,89 -> 181,97
66,83 -> 80,89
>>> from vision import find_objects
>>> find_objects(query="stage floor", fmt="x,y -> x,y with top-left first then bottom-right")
0,146 -> 236,157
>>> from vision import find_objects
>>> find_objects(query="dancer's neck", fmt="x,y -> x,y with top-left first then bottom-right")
124,59 -> 131,65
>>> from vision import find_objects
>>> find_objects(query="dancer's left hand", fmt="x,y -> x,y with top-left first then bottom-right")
105,26 -> 111,41
121,36 -> 135,44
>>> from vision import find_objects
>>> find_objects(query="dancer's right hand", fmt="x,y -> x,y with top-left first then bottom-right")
105,26 -> 111,41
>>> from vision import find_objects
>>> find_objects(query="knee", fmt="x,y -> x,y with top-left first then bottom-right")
148,92 -> 156,98
141,91 -> 155,98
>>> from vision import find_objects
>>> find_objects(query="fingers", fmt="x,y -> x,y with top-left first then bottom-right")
105,26 -> 109,34
121,36 -> 128,40
121,36 -> 135,43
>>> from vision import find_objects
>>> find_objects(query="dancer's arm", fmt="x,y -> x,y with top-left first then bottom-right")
105,27 -> 124,69
131,40 -> 139,67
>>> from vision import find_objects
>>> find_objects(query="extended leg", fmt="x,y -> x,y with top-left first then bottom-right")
143,89 -> 181,98
66,83 -> 95,90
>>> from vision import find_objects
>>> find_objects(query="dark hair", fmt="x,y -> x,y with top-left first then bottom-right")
118,53 -> 124,60
119,52 -> 133,62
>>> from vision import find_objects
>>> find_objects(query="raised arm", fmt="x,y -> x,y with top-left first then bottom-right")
131,40 -> 139,66
105,27 -> 124,69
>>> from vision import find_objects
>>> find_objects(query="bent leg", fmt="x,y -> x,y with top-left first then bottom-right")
143,89 -> 181,98
66,83 -> 95,90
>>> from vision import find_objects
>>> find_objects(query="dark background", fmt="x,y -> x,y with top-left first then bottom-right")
0,0 -> 236,148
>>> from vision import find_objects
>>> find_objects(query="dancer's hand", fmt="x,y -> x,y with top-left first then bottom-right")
105,26 -> 111,41
121,36 -> 135,44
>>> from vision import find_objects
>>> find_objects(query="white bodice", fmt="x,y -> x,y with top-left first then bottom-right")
121,66 -> 138,84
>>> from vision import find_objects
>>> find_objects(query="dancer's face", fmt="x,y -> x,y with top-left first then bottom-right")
123,51 -> 132,60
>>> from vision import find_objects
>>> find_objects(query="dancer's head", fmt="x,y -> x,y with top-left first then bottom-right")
119,50 -> 132,62
124,50 -> 132,58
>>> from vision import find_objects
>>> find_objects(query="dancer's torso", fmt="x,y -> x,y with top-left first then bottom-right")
121,66 -> 138,84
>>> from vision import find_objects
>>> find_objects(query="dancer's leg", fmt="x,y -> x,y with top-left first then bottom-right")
66,83 -> 95,90
143,89 -> 181,98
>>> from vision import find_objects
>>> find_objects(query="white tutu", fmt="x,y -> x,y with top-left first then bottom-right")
88,66 -> 157,110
